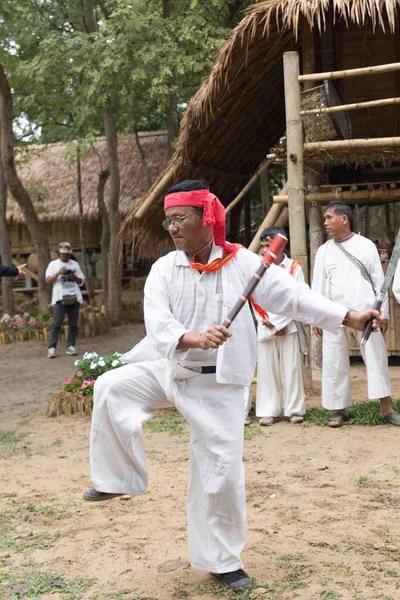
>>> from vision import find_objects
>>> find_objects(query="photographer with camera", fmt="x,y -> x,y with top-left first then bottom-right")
45,242 -> 85,358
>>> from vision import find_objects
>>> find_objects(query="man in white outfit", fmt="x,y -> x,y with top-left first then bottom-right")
84,182 -> 386,590
255,227 -> 306,426
312,201 -> 400,427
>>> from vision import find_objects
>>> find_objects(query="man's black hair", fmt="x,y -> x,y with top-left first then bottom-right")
325,201 -> 354,231
260,226 -> 287,241
166,179 -> 209,194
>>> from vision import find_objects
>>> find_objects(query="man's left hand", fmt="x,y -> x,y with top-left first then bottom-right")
346,309 -> 387,333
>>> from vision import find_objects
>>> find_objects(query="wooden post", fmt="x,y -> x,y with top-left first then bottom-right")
248,202 -> 285,253
283,51 -> 308,281
244,192 -> 252,247
302,21 -> 318,391
260,169 -> 270,217
275,207 -> 288,228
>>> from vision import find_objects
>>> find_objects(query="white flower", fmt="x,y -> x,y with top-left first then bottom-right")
84,352 -> 93,359
112,359 -> 120,367
92,352 -> 99,357
90,362 -> 97,369
74,359 -> 79,366
98,360 -> 105,367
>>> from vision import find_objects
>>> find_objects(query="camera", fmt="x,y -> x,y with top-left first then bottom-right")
65,269 -> 74,275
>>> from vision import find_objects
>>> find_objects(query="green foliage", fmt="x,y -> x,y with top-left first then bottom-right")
0,0 -> 254,145
144,408 -> 186,436
306,399 -> 400,426
0,570 -> 93,599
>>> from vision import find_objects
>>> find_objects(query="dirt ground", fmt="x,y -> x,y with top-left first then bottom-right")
1,326 -> 400,600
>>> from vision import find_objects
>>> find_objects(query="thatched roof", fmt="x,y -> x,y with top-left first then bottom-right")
121,0 -> 400,252
7,131 -> 169,224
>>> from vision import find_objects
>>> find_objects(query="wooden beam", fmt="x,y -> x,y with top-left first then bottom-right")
298,62 -> 400,83
284,51 -> 308,281
304,137 -> 400,152
248,190 -> 287,254
301,96 -> 400,115
134,165 -> 178,220
225,156 -> 273,215
274,189 -> 400,204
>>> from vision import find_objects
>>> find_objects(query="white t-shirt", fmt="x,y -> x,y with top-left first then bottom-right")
45,258 -> 85,305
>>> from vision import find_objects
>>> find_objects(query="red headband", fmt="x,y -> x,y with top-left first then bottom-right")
164,189 -> 236,253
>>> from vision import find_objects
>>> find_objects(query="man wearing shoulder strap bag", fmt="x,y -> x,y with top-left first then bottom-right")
45,242 -> 85,358
312,201 -> 400,427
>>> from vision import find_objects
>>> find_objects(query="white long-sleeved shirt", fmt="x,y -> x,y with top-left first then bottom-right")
311,234 -> 388,318
124,244 -> 346,387
257,255 -> 304,342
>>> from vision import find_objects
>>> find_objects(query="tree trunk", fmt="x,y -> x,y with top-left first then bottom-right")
97,168 -> 110,299
103,102 -> 121,325
0,148 -> 14,315
76,144 -> 94,304
133,120 -> 152,187
163,0 -> 179,156
0,64 -> 50,311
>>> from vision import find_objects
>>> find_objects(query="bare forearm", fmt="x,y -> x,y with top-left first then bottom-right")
177,332 -> 201,350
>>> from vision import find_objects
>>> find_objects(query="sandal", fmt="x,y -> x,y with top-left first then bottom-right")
327,413 -> 349,428
382,411 -> 400,426
289,415 -> 304,424
259,416 -> 280,426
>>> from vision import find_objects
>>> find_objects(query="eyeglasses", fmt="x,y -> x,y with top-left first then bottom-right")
162,210 -> 198,231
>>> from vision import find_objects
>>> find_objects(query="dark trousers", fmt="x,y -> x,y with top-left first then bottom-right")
48,301 -> 80,349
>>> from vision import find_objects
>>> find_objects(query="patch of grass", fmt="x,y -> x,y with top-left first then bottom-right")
357,475 -> 375,487
0,571 -> 93,599
306,399 -> 400,426
144,409 -> 185,436
0,431 -> 23,451
244,424 -> 264,441
0,530 -> 60,552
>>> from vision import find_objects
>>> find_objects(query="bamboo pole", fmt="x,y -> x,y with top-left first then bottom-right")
225,156 -> 273,215
298,61 -> 400,83
134,165 -> 178,219
301,96 -> 400,115
248,201 -> 285,254
275,207 -> 288,228
274,189 -> 400,204
304,137 -> 400,152
283,51 -> 308,281
302,20 -> 319,391
260,169 -> 270,218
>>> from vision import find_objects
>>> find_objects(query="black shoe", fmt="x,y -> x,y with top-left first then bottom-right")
83,488 -> 125,501
211,569 -> 252,590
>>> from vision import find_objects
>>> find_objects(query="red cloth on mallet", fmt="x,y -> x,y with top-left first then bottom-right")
164,189 -> 237,253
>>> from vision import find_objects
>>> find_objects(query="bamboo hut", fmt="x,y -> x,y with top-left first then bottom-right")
8,131 -> 169,256
121,0 -> 400,353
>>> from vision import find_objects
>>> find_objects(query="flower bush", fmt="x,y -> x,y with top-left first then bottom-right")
62,351 -> 125,396
0,301 -> 100,338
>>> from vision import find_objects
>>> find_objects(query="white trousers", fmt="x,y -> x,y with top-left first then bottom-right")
90,359 -> 247,573
322,327 -> 391,410
256,332 -> 305,418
